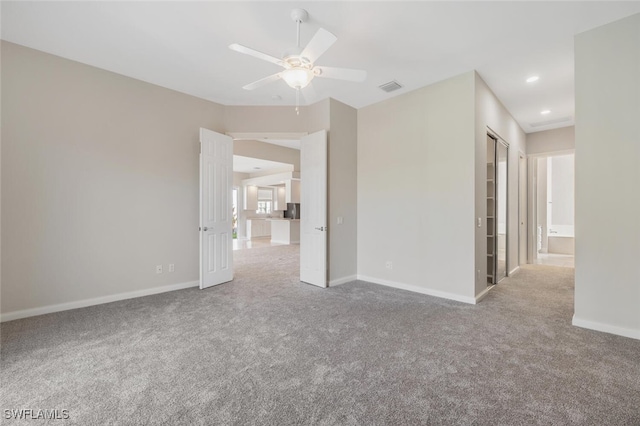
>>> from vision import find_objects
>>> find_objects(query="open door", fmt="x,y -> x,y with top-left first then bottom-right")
300,130 -> 327,287
519,152 -> 527,266
200,128 -> 233,289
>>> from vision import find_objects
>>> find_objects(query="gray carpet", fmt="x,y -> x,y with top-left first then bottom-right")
2,245 -> 639,425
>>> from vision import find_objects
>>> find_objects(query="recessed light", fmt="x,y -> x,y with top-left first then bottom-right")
541,110 -> 551,115
526,76 -> 539,83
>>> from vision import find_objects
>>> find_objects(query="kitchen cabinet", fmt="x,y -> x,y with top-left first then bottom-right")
270,219 -> 300,244
285,180 -> 301,204
273,187 -> 286,211
246,219 -> 271,239
244,185 -> 258,211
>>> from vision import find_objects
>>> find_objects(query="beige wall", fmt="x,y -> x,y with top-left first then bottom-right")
1,41 -> 225,315
0,41 -> 3,314
574,13 -> 640,339
1,43 -> 358,317
474,73 -> 527,296
527,126 -> 575,156
358,72 -> 476,302
224,105 -> 310,134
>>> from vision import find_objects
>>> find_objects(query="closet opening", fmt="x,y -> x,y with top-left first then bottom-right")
486,133 -> 508,285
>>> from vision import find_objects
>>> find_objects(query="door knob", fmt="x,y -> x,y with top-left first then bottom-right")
202,226 -> 212,231
315,226 -> 326,231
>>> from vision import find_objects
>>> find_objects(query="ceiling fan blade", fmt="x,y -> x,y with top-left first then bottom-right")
301,28 -> 337,63
242,73 -> 282,91
229,43 -> 283,67
315,66 -> 367,82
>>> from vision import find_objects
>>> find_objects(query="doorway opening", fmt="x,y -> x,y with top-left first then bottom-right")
230,136 -> 302,252
226,130 -> 329,288
232,187 -> 239,240
530,153 -> 575,268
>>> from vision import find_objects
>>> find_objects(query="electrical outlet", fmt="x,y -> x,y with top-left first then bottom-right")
169,264 -> 175,272
156,265 -> 163,274
385,261 -> 393,270
337,216 -> 343,225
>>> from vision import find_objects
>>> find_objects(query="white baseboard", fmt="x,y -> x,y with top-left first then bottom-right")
1,280 -> 199,323
356,275 -> 476,304
509,266 -> 520,276
329,275 -> 357,287
475,285 -> 494,303
572,315 -> 640,340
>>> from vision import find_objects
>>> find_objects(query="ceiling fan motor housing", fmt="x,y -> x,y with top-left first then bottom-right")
290,8 -> 308,23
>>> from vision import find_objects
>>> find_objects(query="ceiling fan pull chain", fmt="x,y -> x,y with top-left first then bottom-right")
295,88 -> 300,115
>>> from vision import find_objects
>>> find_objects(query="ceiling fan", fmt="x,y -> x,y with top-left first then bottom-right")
229,8 -> 367,113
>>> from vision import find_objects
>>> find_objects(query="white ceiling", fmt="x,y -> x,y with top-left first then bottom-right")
233,155 -> 293,174
3,2 -> 640,133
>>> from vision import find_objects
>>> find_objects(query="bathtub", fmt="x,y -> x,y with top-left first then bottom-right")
548,225 -> 574,255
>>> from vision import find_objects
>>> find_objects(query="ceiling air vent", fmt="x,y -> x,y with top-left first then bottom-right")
529,116 -> 572,128
379,80 -> 403,93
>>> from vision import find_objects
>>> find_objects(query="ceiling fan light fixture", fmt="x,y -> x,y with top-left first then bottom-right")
282,67 -> 313,89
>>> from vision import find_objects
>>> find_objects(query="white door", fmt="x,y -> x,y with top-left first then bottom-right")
300,130 -> 327,287
519,153 -> 527,265
200,128 -> 233,289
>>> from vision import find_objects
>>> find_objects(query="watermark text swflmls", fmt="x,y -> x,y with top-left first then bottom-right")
4,409 -> 70,420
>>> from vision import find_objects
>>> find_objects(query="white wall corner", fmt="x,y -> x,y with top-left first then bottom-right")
329,275 -> 358,287
572,315 -> 640,341
356,275 -> 477,305
1,281 -> 199,323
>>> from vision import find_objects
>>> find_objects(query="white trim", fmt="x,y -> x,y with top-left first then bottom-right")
475,285 -> 494,303
572,315 -> 640,341
227,132 -> 308,141
528,149 -> 575,158
357,275 -> 476,304
509,266 -> 520,276
329,275 -> 357,287
1,281 -> 199,323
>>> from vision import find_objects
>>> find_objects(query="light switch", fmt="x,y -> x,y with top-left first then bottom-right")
477,217 -> 482,228
337,216 -> 343,225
